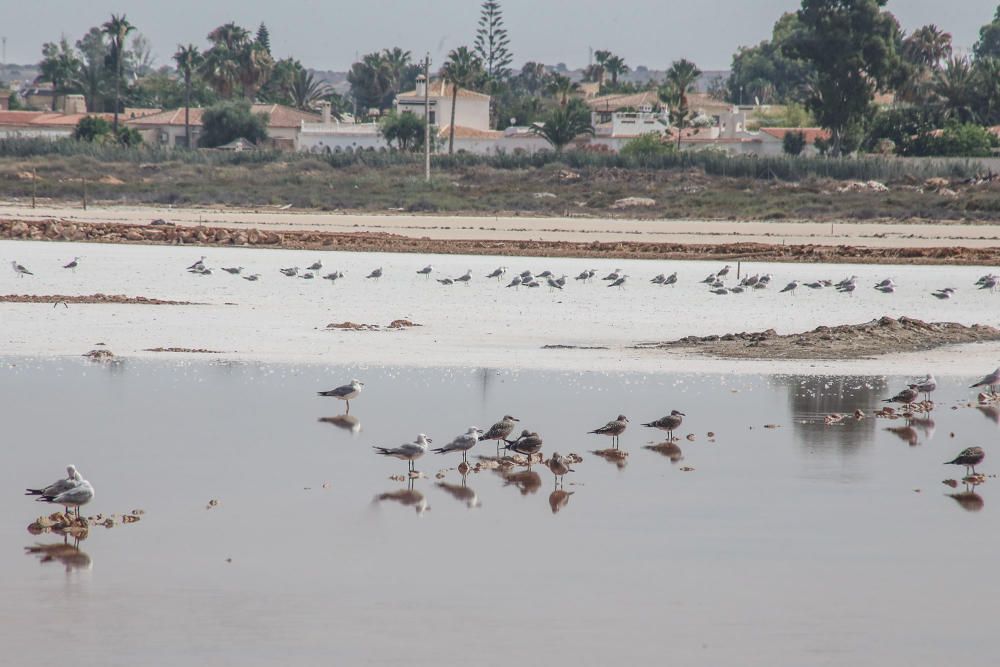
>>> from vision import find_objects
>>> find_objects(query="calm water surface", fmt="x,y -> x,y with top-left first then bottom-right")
1,358 -> 998,666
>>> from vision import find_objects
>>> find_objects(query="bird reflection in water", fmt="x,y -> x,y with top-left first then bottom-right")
436,473 -> 480,509
373,478 -> 428,515
976,404 -> 1000,426
947,484 -> 985,512
644,441 -> 684,463
884,415 -> 935,447
591,448 -> 629,470
318,414 -> 362,435
25,537 -> 92,572
548,489 -> 574,514
498,468 -> 542,496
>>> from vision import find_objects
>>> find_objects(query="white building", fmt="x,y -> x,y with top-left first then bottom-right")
127,104 -> 319,150
395,76 -> 490,133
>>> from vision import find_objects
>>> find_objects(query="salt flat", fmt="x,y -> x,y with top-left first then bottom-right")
2,239 -> 999,374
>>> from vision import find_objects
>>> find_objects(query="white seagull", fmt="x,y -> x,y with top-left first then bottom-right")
431,427 -> 482,463
374,434 -> 432,472
317,379 -> 364,413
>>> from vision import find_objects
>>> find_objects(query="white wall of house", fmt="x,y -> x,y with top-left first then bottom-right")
299,122 -> 389,153
0,126 -> 73,139
396,88 -> 490,131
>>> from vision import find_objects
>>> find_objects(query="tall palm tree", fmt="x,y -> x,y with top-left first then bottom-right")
545,74 -> 580,107
604,55 -> 628,88
238,42 -> 274,99
441,46 -> 483,154
173,44 -> 202,148
289,69 -> 331,111
207,23 -> 250,51
933,56 -> 979,123
663,58 -> 702,149
530,100 -> 594,152
381,47 -> 412,97
102,13 -> 136,133
39,38 -> 81,111
903,25 -> 953,69
592,49 -> 612,87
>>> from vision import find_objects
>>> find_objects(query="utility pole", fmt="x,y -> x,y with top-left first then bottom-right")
424,53 -> 431,183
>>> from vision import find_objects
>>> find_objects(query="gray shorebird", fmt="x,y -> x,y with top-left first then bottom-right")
589,415 -> 628,448
504,430 -> 543,465
317,379 -> 364,413
322,271 -> 344,282
717,264 -> 731,278
186,256 -> 206,271
417,265 -> 434,277
25,465 -> 82,514
780,280 -> 799,295
546,276 -> 563,291
454,269 -> 472,285
537,270 -> 554,279
970,367 -> 1000,395
506,276 -> 523,289
602,269 -> 623,281
642,410 -> 685,439
221,266 -> 243,275
242,273 -> 260,281
931,288 -> 955,299
38,479 -> 94,518
437,277 -> 454,285
485,266 -> 506,280
546,452 -> 574,487
480,415 -> 519,457
574,269 -> 592,281
663,272 -> 678,287
608,275 -> 628,289
431,427 -> 482,463
913,374 -> 937,401
700,273 -> 717,284
12,260 -> 32,277
373,434 -> 431,472
280,266 -> 299,277
63,257 -> 80,270
874,278 -> 895,290
300,272 -> 314,279
366,267 -> 383,280
804,281 -> 824,289
945,447 -> 985,476
306,260 -> 323,271
650,273 -> 666,285
884,386 -> 919,407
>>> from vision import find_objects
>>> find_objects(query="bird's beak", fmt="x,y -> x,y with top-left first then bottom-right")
426,437 -> 433,443
679,412 -> 686,416
512,417 -> 520,421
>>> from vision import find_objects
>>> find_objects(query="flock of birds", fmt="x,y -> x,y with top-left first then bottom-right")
8,256 -> 1000,301
22,367 -> 998,523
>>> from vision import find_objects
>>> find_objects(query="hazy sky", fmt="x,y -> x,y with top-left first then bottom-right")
2,0 -> 996,71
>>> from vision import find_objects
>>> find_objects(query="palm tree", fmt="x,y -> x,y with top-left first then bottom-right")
39,38 -> 81,111
441,46 -> 483,154
207,22 -> 250,51
381,47 -> 412,97
933,56 -> 980,124
592,49 -> 612,87
173,45 -> 202,148
903,25 -> 953,69
604,55 -> 628,88
289,69 -> 331,111
545,74 -> 580,107
238,42 -> 274,99
102,13 -> 136,133
663,58 -> 702,149
530,100 -> 594,152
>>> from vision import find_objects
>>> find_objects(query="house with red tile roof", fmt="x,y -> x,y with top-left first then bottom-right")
126,103 -> 320,150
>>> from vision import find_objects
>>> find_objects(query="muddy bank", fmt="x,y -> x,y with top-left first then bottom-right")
637,316 -> 1000,360
0,293 -> 201,305
3,218 -> 1000,265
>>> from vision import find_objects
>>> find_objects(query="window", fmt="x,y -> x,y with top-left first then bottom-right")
429,111 -> 436,125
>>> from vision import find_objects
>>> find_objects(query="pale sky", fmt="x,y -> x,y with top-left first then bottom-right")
2,0 -> 995,71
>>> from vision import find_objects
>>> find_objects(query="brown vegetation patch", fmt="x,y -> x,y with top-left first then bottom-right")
636,316 -> 1000,360
144,347 -> 224,353
327,319 -> 422,332
0,293 -> 201,305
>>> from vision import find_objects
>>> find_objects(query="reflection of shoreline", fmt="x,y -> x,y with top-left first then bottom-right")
25,540 -> 92,572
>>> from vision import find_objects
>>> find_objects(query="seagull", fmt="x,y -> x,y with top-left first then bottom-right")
546,452 -> 574,487
306,260 -> 323,271
504,430 -> 544,465
642,410 -> 685,440
242,273 -> 260,281
366,267 -> 383,280
188,266 -> 212,275
700,273 -> 717,284
186,256 -> 206,271
322,271 -> 344,282
525,280 -> 540,288
741,274 -> 759,287
505,276 -> 522,289
437,277 -> 454,285
977,275 -> 998,291
480,415 -> 520,457
546,276 -> 563,290
717,264 -> 731,278
300,272 -> 314,279
373,434 -> 431,472
555,274 -> 567,288
454,270 -> 472,285
804,281 -> 824,289
11,260 -> 32,277
431,427 -> 482,463
710,287 -> 730,295
221,266 -> 243,275
836,277 -> 857,295
519,269 -> 533,279
574,269 -> 592,281
932,287 -> 956,299
780,280 -> 799,294
875,284 -> 895,294
608,275 -> 628,289
945,447 -> 985,476
537,270 -> 554,279
317,379 -> 364,413
884,386 -> 919,407
520,272 -> 535,284
650,274 -> 666,284
63,257 -> 80,270
874,278 -> 895,289
25,465 -> 82,514
602,269 -> 623,281
589,415 -> 628,449
662,272 -> 678,287
485,266 -> 506,280
37,479 -> 94,518
417,265 -> 434,277
280,266 -> 299,277
913,374 -> 937,401
970,367 -> 1000,395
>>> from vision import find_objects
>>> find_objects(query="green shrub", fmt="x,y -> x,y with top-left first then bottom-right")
198,101 -> 269,148
782,131 -> 806,156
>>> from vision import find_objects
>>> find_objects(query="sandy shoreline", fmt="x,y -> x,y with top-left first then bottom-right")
5,202 -> 1000,249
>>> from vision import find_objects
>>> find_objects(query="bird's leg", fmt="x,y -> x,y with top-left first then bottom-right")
345,400 -> 350,414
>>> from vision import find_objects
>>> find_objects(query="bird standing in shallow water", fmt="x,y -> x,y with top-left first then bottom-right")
26,465 -> 82,515
547,452 -> 574,487
945,447 -> 985,476
480,415 -> 519,457
884,386 -> 919,407
504,430 -> 543,465
38,479 -> 94,518
642,410 -> 685,440
374,434 -> 431,472
431,427 -> 482,463
589,415 -> 628,449
317,379 -> 364,413
970,367 -> 1000,395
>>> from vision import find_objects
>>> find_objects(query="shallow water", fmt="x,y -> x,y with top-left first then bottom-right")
2,358 -> 998,666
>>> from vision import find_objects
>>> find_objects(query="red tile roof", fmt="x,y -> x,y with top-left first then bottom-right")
397,80 -> 490,100
126,104 -> 319,128
0,111 -> 113,128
